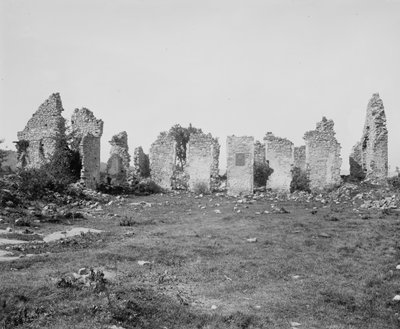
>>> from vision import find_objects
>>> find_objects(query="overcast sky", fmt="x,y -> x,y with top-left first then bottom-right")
1,0 -> 399,173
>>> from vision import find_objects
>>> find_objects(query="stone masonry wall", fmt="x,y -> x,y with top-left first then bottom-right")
185,133 -> 220,192
106,131 -> 130,186
226,136 -> 254,196
350,93 -> 388,182
133,146 -> 150,178
71,108 -> 103,189
17,93 -> 66,169
304,117 -> 342,191
264,133 -> 294,192
149,133 -> 176,189
294,145 -> 306,171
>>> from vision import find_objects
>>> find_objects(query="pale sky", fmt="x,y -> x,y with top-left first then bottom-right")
1,0 -> 399,173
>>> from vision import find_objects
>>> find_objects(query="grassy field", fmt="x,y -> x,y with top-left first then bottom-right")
1,191 -> 400,329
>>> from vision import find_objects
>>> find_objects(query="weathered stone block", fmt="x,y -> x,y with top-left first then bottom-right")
227,136 -> 254,196
185,133 -> 219,192
149,133 -> 176,189
265,133 -> 294,192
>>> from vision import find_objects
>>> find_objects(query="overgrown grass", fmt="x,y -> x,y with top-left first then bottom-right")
0,193 -> 399,328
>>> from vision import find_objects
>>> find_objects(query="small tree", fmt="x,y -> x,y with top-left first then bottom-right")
168,124 -> 202,169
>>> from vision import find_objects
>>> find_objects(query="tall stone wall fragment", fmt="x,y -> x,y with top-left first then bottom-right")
264,133 -> 294,192
294,146 -> 306,171
303,117 -> 342,191
71,108 -> 103,189
185,133 -> 220,192
17,93 -> 66,169
226,136 -> 254,196
133,146 -> 150,178
350,93 -> 388,182
149,133 -> 176,189
106,131 -> 130,186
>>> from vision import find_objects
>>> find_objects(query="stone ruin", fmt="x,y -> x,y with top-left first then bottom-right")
149,131 -> 220,191
350,93 -> 388,182
303,117 -> 342,190
226,136 -> 254,196
185,133 -> 220,192
133,146 -> 150,178
70,108 -> 104,189
16,93 -> 104,190
149,132 -> 176,189
264,132 -> 294,192
16,93 -> 67,169
106,131 -> 131,186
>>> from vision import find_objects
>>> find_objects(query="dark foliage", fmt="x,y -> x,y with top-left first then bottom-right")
168,124 -> 202,169
254,161 -> 273,188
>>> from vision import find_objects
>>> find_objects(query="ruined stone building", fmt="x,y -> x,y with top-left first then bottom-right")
106,131 -> 130,186
226,136 -> 254,196
16,93 -> 67,169
303,117 -> 342,190
350,93 -> 388,182
264,133 -> 294,193
71,108 -> 104,189
185,133 -> 220,192
149,133 -> 176,189
133,146 -> 150,178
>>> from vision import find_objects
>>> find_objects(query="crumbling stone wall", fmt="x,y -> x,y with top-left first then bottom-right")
106,131 -> 130,186
294,146 -> 306,172
149,133 -> 176,189
304,117 -> 342,190
226,136 -> 254,196
185,133 -> 220,192
71,108 -> 103,189
17,93 -> 66,169
264,133 -> 294,192
350,93 -> 388,182
133,146 -> 150,178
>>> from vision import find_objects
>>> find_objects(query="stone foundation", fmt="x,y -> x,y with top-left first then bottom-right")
304,117 -> 342,191
264,133 -> 294,192
226,136 -> 254,196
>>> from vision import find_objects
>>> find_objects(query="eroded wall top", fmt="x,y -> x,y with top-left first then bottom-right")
71,108 -> 103,138
18,93 -> 66,141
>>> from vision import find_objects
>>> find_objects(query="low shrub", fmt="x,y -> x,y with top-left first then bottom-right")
192,182 -> 209,194
388,175 -> 400,190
